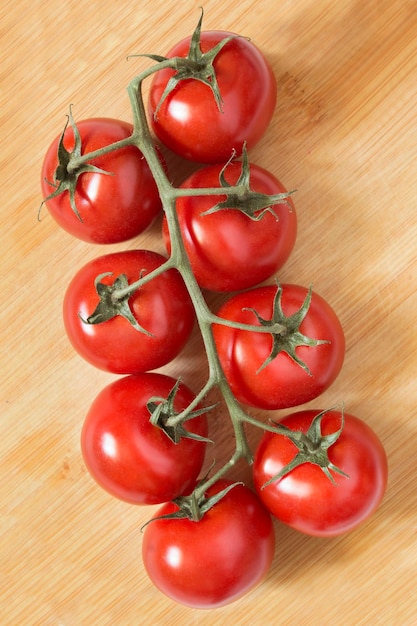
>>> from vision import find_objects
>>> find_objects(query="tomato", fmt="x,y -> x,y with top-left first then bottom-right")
213,284 -> 345,410
142,480 -> 275,608
148,31 -> 276,163
253,409 -> 388,537
81,373 -> 208,505
63,249 -> 195,374
162,161 -> 296,292
41,117 -> 163,243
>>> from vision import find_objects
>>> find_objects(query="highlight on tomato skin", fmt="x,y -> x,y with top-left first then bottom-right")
252,409 -> 388,537
141,480 -> 276,609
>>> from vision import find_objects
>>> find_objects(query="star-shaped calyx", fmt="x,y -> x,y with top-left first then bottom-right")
201,145 -> 295,221
263,408 -> 349,487
79,272 -> 152,334
140,8 -> 237,117
147,378 -> 214,444
244,283 -> 330,374
40,106 -> 112,221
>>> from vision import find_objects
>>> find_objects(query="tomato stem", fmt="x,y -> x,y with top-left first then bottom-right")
208,313 -> 286,335
165,376 -> 217,428
126,73 -> 258,490
55,18 -> 316,517
111,258 -> 176,300
67,136 -> 135,172
113,59 -> 297,502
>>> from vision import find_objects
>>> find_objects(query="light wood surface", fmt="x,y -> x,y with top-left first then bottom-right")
2,1 -> 416,624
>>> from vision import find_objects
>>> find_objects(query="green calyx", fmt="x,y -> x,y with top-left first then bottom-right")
147,378 -> 214,445
244,283 -> 330,374
142,8 -> 237,118
202,145 -> 296,221
263,408 -> 349,487
40,106 -> 112,221
142,480 -> 243,526
78,272 -> 153,334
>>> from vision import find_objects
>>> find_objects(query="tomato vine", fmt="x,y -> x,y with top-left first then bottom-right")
50,43 -> 306,505
40,8 -> 388,609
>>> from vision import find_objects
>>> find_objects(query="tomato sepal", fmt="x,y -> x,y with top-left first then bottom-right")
244,283 -> 330,374
40,106 -> 113,222
142,480 -> 244,527
147,378 -> 214,445
202,145 -> 296,221
263,407 -> 349,488
78,272 -> 153,335
145,8 -> 238,118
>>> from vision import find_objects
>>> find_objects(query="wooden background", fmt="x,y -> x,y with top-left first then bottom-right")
2,1 -> 416,624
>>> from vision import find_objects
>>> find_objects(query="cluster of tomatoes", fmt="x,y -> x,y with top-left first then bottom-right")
41,12 -> 388,610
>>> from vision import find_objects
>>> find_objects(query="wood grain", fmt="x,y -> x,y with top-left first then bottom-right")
1,1 -> 416,624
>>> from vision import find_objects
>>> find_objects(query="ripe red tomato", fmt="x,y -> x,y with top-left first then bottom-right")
81,373 -> 208,505
213,284 -> 345,410
142,480 -> 275,608
41,118 -> 163,243
253,410 -> 388,537
63,249 -> 195,374
162,162 -> 296,292
148,32 -> 276,163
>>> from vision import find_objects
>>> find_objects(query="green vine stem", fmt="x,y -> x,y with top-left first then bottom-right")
52,44 -> 338,518
124,69 -> 284,499
62,55 -> 264,497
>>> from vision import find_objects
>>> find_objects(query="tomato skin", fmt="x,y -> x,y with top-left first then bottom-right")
41,118 -> 163,243
148,32 -> 277,163
81,373 -> 208,505
162,162 -> 297,292
213,284 -> 345,410
253,410 -> 388,537
142,480 -> 275,608
63,250 -> 195,374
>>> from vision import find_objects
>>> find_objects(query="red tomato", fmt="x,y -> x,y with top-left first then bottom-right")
213,284 -> 345,410
81,373 -> 208,505
162,162 -> 297,292
148,32 -> 276,163
63,249 -> 195,374
253,410 -> 388,537
142,480 -> 275,608
41,118 -> 163,243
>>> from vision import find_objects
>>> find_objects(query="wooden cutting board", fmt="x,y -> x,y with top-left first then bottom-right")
2,1 -> 416,623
